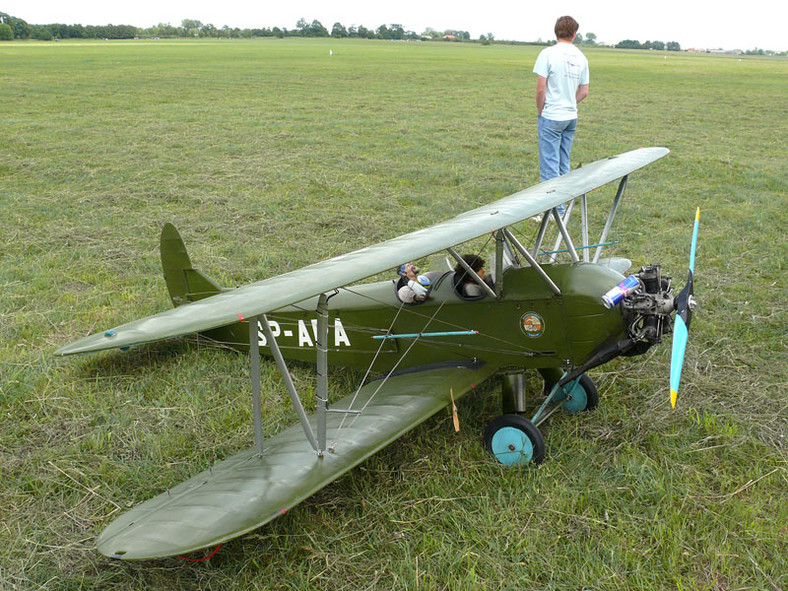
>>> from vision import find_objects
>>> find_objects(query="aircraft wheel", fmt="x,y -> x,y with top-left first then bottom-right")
561,374 -> 599,414
484,414 -> 545,466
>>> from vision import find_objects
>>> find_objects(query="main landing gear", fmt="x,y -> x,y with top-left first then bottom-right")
483,371 -> 598,466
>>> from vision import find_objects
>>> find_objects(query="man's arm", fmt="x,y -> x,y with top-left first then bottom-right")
576,83 -> 589,104
536,76 -> 547,115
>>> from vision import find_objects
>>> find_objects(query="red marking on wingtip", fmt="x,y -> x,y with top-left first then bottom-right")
238,313 -> 245,321
471,383 -> 476,389
281,508 -> 287,514
178,544 -> 222,562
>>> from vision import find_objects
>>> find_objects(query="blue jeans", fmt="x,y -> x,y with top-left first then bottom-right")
538,115 -> 577,215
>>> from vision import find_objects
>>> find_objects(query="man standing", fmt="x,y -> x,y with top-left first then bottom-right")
533,16 -> 589,215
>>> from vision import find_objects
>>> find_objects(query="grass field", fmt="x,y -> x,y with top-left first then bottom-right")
1,38 -> 786,590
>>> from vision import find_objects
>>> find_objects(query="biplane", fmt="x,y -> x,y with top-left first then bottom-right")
56,147 -> 699,561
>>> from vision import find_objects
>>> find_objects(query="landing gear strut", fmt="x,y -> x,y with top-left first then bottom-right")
485,371 -> 598,466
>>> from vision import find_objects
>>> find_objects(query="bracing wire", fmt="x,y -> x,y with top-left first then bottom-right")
329,302 -> 407,447
331,234 -> 499,445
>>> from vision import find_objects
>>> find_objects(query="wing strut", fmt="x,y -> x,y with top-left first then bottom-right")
548,200 -> 577,263
593,175 -> 628,263
316,293 -> 329,453
494,231 -> 505,296
551,207 -> 579,262
260,314 -> 320,453
503,228 -> 561,296
249,316 -> 265,456
532,212 -> 550,257
580,193 -> 590,262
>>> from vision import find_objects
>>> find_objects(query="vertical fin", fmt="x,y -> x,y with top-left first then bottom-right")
160,223 -> 224,307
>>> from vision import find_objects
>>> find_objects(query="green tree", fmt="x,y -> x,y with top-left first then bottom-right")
389,23 -> 404,39
376,24 -> 390,39
308,20 -> 328,37
0,23 -> 12,40
666,41 -> 681,51
584,32 -> 596,44
616,39 -> 643,49
13,19 -> 31,38
1,12 -> 31,38
331,22 -> 347,37
574,32 -> 583,44
32,25 -> 53,40
181,19 -> 201,29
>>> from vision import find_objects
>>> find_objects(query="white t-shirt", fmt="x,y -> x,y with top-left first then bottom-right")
533,42 -> 589,121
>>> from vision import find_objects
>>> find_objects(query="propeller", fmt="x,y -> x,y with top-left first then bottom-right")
669,208 -> 700,408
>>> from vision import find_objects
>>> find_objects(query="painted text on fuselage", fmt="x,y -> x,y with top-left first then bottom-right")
257,318 -> 351,347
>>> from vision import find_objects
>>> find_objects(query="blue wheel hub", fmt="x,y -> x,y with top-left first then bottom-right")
561,380 -> 588,414
490,426 -> 534,466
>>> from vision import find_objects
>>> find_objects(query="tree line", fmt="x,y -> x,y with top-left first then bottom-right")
0,13 -> 475,42
615,39 -> 681,51
0,13 -> 135,40
4,12 -> 784,54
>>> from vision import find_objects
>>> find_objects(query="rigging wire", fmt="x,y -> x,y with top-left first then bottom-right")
334,295 -> 453,440
331,234 -> 497,445
329,302 -> 407,447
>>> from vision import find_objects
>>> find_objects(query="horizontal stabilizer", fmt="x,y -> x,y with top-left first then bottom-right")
96,362 -> 498,560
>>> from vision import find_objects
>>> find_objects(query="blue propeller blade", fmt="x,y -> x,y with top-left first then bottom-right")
670,316 -> 689,408
669,208 -> 700,408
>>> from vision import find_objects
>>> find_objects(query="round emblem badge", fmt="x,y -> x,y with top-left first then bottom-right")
520,312 -> 545,338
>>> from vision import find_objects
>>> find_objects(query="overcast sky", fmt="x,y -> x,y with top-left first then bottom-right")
4,0 -> 784,51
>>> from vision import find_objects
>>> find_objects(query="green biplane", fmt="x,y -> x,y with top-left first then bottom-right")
57,147 -> 699,561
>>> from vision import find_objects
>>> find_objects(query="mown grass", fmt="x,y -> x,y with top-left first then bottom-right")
1,38 -> 786,590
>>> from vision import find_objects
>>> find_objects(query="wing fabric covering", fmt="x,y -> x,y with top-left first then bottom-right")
58,147 -> 669,356
97,362 -> 498,560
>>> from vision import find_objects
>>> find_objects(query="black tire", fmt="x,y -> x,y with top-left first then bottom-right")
483,414 -> 545,466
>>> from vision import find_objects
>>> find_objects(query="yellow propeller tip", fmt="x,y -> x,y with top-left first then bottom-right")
695,207 -> 700,222
670,389 -> 678,409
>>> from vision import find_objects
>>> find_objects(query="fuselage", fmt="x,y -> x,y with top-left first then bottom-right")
202,262 -> 628,374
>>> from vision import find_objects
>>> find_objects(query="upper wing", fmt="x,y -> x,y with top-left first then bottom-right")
96,361 -> 498,560
57,147 -> 668,356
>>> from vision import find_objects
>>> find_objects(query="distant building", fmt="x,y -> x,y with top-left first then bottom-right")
689,47 -> 743,55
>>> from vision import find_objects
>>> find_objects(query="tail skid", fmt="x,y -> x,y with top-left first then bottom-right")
160,223 -> 225,307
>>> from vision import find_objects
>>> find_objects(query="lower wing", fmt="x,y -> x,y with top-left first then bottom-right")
97,361 -> 498,560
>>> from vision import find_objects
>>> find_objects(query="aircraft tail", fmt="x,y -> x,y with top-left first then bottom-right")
160,223 -> 225,307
